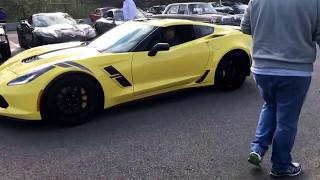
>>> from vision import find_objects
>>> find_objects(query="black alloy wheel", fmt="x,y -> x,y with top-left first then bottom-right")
41,75 -> 103,126
215,53 -> 247,90
17,30 -> 27,49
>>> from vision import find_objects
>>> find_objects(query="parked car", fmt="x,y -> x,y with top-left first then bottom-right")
0,19 -> 251,126
94,8 -> 149,35
157,2 -> 239,26
17,12 -> 96,48
229,4 -> 248,14
220,1 -> 248,14
147,5 -> 166,14
210,3 -> 234,14
0,25 -> 11,62
220,2 -> 248,26
89,7 -> 114,22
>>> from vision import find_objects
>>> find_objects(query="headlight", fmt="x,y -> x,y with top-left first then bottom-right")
7,66 -> 54,86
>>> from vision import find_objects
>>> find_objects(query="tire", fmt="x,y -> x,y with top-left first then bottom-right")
31,34 -> 41,48
215,53 -> 248,91
41,75 -> 103,126
17,30 -> 27,49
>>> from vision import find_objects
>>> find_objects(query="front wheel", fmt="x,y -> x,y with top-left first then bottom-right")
41,75 -> 103,126
17,30 -> 27,49
215,53 -> 248,90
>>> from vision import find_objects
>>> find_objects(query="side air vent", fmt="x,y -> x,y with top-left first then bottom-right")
0,95 -> 8,108
21,56 -> 39,63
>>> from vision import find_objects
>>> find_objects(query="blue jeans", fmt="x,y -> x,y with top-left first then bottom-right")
251,74 -> 311,171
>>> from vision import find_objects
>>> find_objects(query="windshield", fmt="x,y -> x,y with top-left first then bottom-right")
114,11 -> 124,21
33,14 -> 76,27
88,22 -> 155,53
189,4 -> 217,14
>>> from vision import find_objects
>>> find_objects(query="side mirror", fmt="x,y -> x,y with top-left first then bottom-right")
148,43 -> 170,56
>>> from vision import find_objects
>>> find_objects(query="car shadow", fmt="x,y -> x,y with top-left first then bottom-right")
0,78 -> 257,133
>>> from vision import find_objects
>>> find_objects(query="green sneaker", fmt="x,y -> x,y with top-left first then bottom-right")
248,152 -> 262,168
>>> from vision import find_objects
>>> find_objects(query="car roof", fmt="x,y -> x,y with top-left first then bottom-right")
33,12 -> 68,16
108,8 -> 122,12
168,2 -> 210,5
97,7 -> 113,10
133,18 -> 215,28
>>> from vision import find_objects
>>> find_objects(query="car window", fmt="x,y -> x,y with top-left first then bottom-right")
193,25 -> 214,38
189,4 -> 217,15
88,22 -> 155,53
166,5 -> 179,14
114,11 -> 124,21
178,5 -> 188,14
135,25 -> 206,52
103,11 -> 114,19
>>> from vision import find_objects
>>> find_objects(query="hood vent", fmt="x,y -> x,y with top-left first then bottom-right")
21,55 -> 39,63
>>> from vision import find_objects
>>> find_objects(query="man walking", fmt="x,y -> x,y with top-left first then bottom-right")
122,0 -> 137,21
241,0 -> 319,177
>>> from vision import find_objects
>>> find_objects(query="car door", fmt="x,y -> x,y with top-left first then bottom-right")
132,25 -> 212,95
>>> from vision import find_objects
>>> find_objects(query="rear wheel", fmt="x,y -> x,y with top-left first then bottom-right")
215,53 -> 248,90
41,75 -> 103,126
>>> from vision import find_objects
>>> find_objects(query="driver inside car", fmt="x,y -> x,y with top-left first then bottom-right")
163,27 -> 180,47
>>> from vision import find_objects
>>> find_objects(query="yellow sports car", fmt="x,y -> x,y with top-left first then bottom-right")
0,19 -> 251,125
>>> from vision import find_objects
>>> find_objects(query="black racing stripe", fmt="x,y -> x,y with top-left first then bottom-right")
196,70 -> 210,83
115,76 -> 132,87
104,66 -> 120,76
64,61 -> 93,73
104,66 -> 132,87
55,62 -> 73,68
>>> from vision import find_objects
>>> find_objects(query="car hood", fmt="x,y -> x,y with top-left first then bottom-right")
0,42 -> 99,75
34,23 -> 96,39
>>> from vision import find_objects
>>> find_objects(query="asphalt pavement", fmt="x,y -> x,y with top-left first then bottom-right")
1,32 -> 320,179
